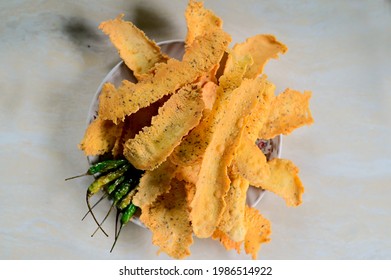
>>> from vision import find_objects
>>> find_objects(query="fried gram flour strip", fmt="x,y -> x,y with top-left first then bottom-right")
123,85 -> 205,171
225,34 -> 288,79
98,29 -> 231,124
259,89 -> 314,140
140,179 -> 193,259
99,14 -> 168,80
185,0 -> 223,47
190,77 -> 266,238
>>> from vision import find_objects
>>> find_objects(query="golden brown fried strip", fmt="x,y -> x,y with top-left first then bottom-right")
140,179 -> 193,259
233,136 -> 270,186
212,229 -> 242,254
244,80 -> 275,141
98,29 -> 231,124
213,206 -> 272,259
225,34 -> 288,79
99,14 -> 168,80
259,89 -> 314,140
132,159 -> 178,209
185,0 -> 223,47
123,85 -> 205,171
78,116 -> 124,156
244,206 -> 271,260
111,87 -> 170,157
218,169 -> 250,242
190,77 -> 266,238
98,12 -> 173,154
253,158 -> 304,207
170,54 -> 252,166
232,77 -> 272,181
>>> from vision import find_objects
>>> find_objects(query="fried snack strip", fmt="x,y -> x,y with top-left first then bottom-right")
171,54 -> 252,166
225,34 -> 288,79
212,229 -> 242,254
185,0 -> 223,47
218,169 -> 250,242
98,29 -> 231,123
191,77 -> 266,238
111,95 -> 169,158
78,116 -> 124,156
123,85 -> 205,171
253,158 -> 305,207
94,13 -> 171,155
244,206 -> 271,260
99,14 -> 168,80
132,159 -> 178,209
232,79 -> 273,182
259,89 -> 314,139
234,136 -> 270,185
244,80 -> 275,141
212,206 -> 272,260
140,179 -> 193,259
219,78 -> 271,241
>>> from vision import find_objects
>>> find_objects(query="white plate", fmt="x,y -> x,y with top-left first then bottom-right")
86,40 -> 281,227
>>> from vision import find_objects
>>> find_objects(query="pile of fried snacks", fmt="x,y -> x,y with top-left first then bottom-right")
79,0 -> 313,259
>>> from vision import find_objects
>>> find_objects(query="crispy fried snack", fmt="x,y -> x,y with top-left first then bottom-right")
234,135 -> 270,185
79,0 -> 314,260
185,0 -> 223,47
212,229 -> 242,254
132,159 -> 178,209
225,34 -> 288,79
244,206 -> 271,260
218,168 -> 250,242
123,85 -> 205,170
78,116 -> 124,156
98,29 -> 230,124
140,179 -> 193,259
190,77 -> 268,238
244,80 -> 275,141
259,89 -> 314,139
111,96 -> 166,158
253,158 -> 305,207
171,53 -> 252,166
212,204 -> 272,260
99,14 -> 168,80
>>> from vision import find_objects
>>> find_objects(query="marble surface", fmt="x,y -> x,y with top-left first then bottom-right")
1,0 -> 390,260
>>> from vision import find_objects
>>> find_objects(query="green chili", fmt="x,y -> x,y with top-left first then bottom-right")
85,164 -> 130,237
110,203 -> 138,252
87,164 -> 130,196
65,159 -> 127,180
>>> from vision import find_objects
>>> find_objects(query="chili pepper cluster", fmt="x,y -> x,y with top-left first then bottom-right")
66,159 -> 143,251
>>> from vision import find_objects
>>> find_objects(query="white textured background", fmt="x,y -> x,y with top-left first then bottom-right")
1,0 -> 390,259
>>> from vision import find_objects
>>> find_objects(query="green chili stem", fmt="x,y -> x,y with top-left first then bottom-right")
110,204 -> 137,253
